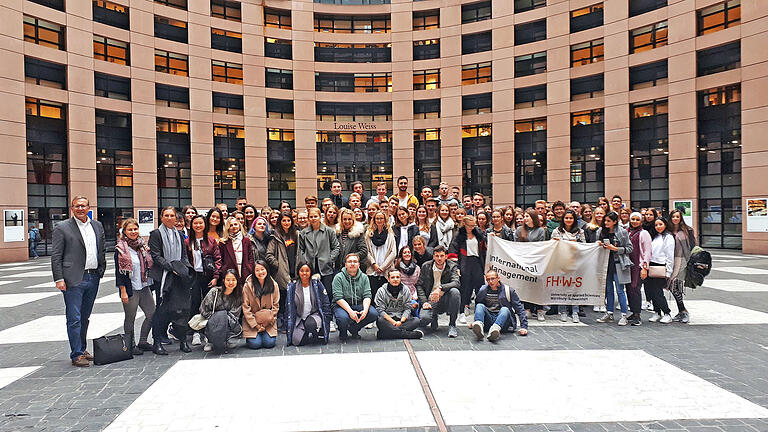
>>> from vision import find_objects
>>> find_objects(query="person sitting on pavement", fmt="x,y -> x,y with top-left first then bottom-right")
332,253 -> 379,341
199,269 -> 243,353
374,269 -> 423,340
471,270 -> 529,341
286,262 -> 332,346
242,261 -> 280,349
415,246 -> 461,338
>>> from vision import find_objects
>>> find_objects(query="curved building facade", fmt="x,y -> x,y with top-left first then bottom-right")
1,0 -> 768,261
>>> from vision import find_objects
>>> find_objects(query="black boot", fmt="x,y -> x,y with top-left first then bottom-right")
152,341 -> 168,355
179,340 -> 191,353
129,335 -> 143,356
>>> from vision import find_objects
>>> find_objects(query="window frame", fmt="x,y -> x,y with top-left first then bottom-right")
266,68 -> 294,90
264,8 -> 291,29
413,10 -> 439,30
461,1 -> 492,24
413,39 -> 440,60
154,0 -> 186,10
571,39 -> 604,67
514,51 -> 547,77
630,21 -> 668,54
155,50 -> 188,76
211,60 -> 243,84
314,14 -> 391,34
94,72 -> 131,101
211,0 -> 241,21
462,31 -> 492,55
413,99 -> 441,119
629,59 -> 668,90
696,41 -> 741,76
211,28 -> 242,53
212,92 -> 244,115
23,16 -> 65,50
514,19 -> 547,46
267,98 -> 295,120
24,56 -> 66,89
462,62 -> 492,85
92,0 -> 130,30
93,35 -> 130,65
462,93 -> 492,115
155,83 -> 189,109
570,73 -> 604,100
570,3 -> 604,33
413,69 -> 440,90
697,0 -> 740,35
154,15 -> 188,43
514,84 -> 546,108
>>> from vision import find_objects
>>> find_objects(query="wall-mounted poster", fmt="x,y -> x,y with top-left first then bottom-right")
672,200 -> 693,226
138,210 -> 155,236
746,198 -> 768,232
4,210 -> 25,242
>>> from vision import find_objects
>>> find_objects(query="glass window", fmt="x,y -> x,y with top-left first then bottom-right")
154,15 -> 188,43
316,131 -> 392,198
571,39 -> 604,66
93,1 -> 130,30
314,42 -> 391,63
462,31 -> 492,55
155,0 -> 186,10
211,0 -> 240,21
265,38 -> 292,60
462,1 -> 491,24
514,51 -> 546,77
629,59 -> 668,90
211,28 -> 242,53
515,19 -> 546,46
211,60 -> 243,84
266,68 -> 293,90
95,72 -> 130,100
514,0 -> 546,13
462,124 -> 492,197
570,3 -> 603,33
212,92 -> 243,115
267,98 -> 294,119
515,118 -> 547,209
515,84 -> 546,108
315,73 -> 391,92
571,74 -> 604,100
29,0 -> 64,11
314,15 -> 391,33
24,16 -> 66,50
414,99 -> 440,119
462,93 -> 492,115
630,99 -> 668,211
414,129 -> 441,192
94,35 -> 129,65
155,50 -> 188,76
462,62 -> 492,85
413,39 -> 440,60
630,21 -> 668,53
316,102 -> 391,121
629,0 -> 667,18
155,83 -> 189,108
698,0 -> 740,35
570,109 -> 605,204
697,41 -> 740,76
413,69 -> 440,90
25,57 -> 66,89
413,10 -> 439,30
264,8 -> 291,29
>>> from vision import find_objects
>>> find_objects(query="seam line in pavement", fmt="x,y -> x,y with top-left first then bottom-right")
404,339 -> 448,432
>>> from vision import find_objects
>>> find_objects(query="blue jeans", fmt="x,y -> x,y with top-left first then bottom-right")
62,272 -> 100,360
334,304 -> 379,338
29,240 -> 38,258
245,332 -> 276,349
606,271 -> 628,314
474,304 -> 513,332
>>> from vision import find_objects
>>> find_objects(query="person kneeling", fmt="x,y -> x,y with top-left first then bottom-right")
200,269 -> 243,353
471,270 -> 528,341
375,269 -> 423,340
242,261 -> 280,349
332,254 -> 379,341
286,262 -> 332,346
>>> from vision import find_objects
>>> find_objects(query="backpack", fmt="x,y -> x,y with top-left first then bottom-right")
684,246 -> 711,288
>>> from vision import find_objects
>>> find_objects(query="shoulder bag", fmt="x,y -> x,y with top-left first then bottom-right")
93,334 -> 133,365
189,289 -> 218,330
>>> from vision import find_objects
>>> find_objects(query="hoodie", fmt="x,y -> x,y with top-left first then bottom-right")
331,267 -> 371,305
374,283 -> 413,321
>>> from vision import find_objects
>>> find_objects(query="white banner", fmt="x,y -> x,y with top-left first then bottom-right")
485,236 -> 610,306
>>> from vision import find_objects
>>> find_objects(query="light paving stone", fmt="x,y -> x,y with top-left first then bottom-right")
417,350 -> 768,426
0,312 -> 139,344
104,352 -> 435,432
685,300 -> 768,325
702,280 -> 768,292
0,366 -> 41,390
0,292 -> 59,308
714,267 -> 768,276
0,271 -> 55,278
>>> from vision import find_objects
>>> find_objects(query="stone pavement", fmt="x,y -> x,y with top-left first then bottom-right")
0,252 -> 768,431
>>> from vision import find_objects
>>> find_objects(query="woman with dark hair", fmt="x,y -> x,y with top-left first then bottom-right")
627,211 -> 652,325
242,261 -> 280,349
643,207 -> 659,228
668,208 -> 696,323
595,211 -> 633,326
476,212 -> 489,232
265,214 -> 299,314
513,209 -> 546,242
597,196 -> 610,213
243,204 -> 258,236
279,200 -> 292,216
395,246 -> 420,311
181,205 -> 197,238
268,209 -> 281,233
488,209 -> 513,240
551,209 -> 586,322
323,205 -> 339,228
393,206 -> 419,251
449,215 -> 487,325
647,217 -> 675,324
514,208 -> 548,321
199,269 -> 243,353
286,262 -> 332,346
250,216 -> 270,263
219,216 -> 255,285
186,214 -> 222,347
115,218 -> 155,355
503,207 -> 516,229
205,207 -> 224,241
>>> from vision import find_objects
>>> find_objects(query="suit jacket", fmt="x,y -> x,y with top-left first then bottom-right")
148,227 -> 191,290
51,217 -> 106,287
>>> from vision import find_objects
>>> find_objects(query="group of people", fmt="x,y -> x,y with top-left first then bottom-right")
51,177 -> 697,367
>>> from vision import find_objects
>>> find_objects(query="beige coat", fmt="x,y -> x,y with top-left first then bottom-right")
242,275 -> 280,338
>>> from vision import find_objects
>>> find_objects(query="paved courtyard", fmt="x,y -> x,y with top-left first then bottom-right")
1,252 -> 768,432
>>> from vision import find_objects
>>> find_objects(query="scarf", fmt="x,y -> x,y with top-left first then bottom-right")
159,224 -> 181,291
398,259 -> 417,276
371,228 -> 388,247
435,217 -> 455,248
116,237 -> 153,283
230,231 -> 243,254
387,283 -> 401,298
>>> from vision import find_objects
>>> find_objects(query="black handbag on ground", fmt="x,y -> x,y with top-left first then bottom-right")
93,334 -> 133,365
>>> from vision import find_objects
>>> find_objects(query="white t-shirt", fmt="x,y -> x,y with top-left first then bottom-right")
301,283 -> 312,320
466,237 -> 479,257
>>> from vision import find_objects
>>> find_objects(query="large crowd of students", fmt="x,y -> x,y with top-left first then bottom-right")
52,176 -> 698,366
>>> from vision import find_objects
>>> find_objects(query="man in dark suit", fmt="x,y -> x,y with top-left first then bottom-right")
51,196 -> 106,367
148,207 -> 193,355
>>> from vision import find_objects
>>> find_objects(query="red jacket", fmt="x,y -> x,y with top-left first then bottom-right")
185,235 -> 222,280
219,237 -> 255,285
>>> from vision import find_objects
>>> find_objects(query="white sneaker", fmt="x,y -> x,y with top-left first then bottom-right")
643,301 -> 653,311
593,305 -> 600,312
471,321 -> 484,339
598,305 -> 607,313
329,321 -> 337,332
365,322 -> 375,329
458,314 -> 467,325
191,333 -> 202,346
659,314 -> 673,324
559,312 -> 568,322
596,313 -> 614,323
648,313 -> 661,323
537,310 -> 546,321
203,342 -> 213,352
487,324 -> 501,342
618,315 -> 628,326
572,314 -> 580,323
464,306 -> 471,316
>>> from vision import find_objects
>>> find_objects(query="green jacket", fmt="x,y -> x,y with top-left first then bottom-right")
332,267 -> 371,305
